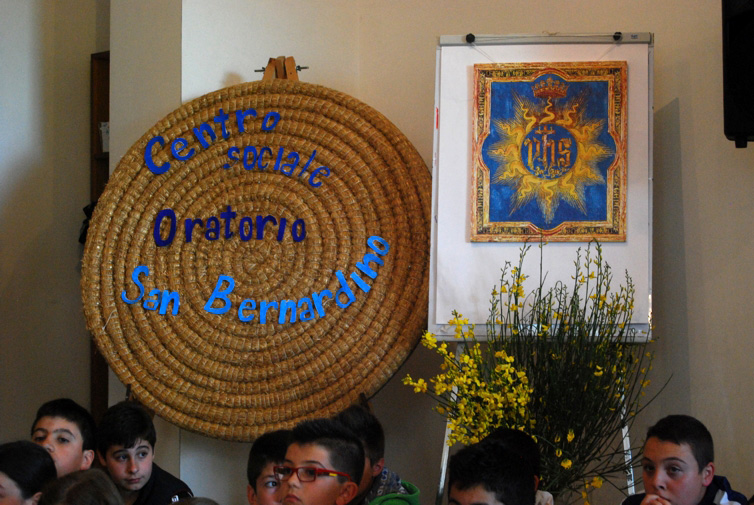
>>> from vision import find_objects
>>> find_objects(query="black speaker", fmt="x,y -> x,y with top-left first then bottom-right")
723,0 -> 754,147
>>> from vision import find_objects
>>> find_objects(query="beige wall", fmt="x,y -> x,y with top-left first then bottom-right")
0,0 -> 108,437
2,1 -> 754,504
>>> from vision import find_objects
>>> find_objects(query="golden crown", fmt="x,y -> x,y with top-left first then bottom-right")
532,76 -> 568,99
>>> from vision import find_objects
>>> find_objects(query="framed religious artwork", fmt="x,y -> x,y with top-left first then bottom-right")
471,61 -> 627,242
429,33 -> 653,336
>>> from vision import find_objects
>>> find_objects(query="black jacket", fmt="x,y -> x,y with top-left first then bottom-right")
621,476 -> 746,505
133,463 -> 193,505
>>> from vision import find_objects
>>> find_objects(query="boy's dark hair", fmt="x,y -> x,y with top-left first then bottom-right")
0,441 -> 57,499
448,440 -> 535,505
332,404 -> 384,463
96,401 -> 156,456
483,427 -> 541,476
646,415 -> 714,470
32,398 -> 97,452
291,419 -> 364,485
247,429 -> 293,489
39,468 -> 123,505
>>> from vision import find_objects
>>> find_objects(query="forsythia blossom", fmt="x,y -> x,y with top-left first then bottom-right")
404,243 -> 656,500
402,310 -> 531,446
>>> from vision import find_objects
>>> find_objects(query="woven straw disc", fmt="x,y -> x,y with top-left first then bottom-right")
81,80 -> 431,441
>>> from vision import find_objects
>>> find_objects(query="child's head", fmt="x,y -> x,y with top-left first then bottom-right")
95,402 -> 157,497
332,405 -> 385,498
247,429 -> 293,505
448,440 -> 535,505
641,415 -> 715,505
38,468 -> 124,505
276,419 -> 364,505
646,415 -> 714,471
0,441 -> 58,505
30,398 -> 96,477
483,427 -> 541,485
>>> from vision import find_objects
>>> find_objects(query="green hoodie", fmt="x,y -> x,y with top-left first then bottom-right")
369,481 -> 420,505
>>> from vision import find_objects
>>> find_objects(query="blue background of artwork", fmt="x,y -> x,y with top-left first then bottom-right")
483,76 -> 616,229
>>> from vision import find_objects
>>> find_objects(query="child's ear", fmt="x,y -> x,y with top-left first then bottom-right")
27,491 -> 43,505
247,484 -> 257,505
335,482 -> 359,505
701,462 -> 715,487
371,457 -> 385,477
81,449 -> 95,470
97,450 -> 107,467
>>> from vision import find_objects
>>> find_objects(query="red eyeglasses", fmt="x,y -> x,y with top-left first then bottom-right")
273,465 -> 352,483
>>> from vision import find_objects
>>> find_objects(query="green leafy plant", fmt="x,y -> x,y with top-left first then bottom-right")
404,242 -> 658,502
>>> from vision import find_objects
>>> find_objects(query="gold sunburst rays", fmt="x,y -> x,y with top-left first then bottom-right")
488,89 -> 612,224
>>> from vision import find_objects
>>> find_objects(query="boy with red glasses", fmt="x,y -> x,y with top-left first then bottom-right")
275,419 -> 363,505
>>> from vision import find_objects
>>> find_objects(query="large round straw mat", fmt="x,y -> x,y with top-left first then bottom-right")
81,79 -> 431,441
